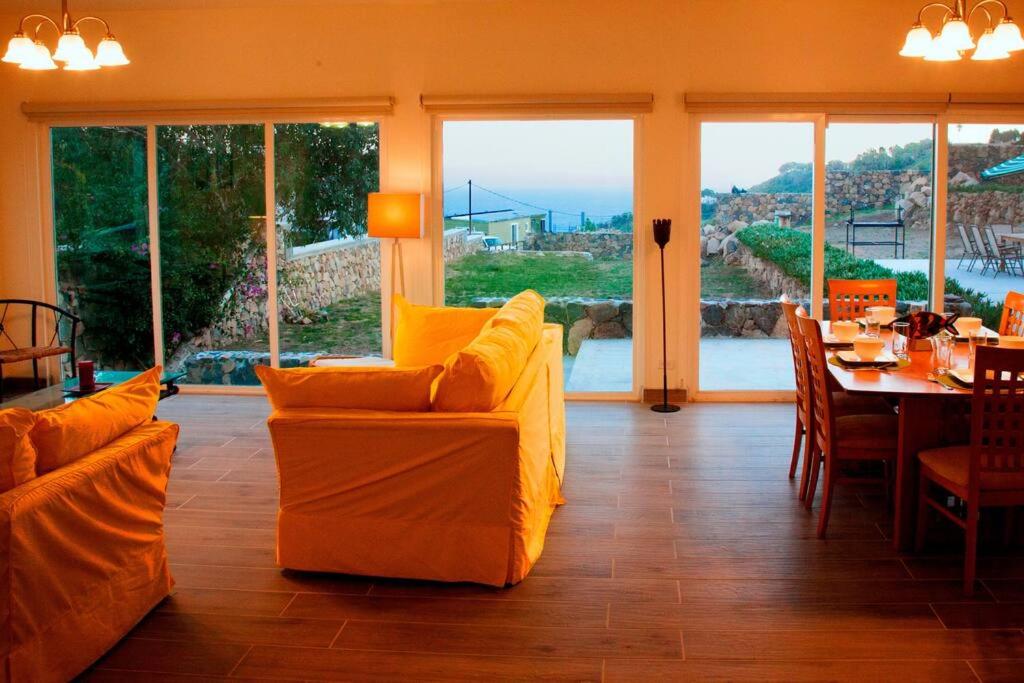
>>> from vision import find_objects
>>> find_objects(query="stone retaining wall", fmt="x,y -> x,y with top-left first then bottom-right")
523,231 -> 632,259
948,190 -> 1024,227
950,143 -> 1024,187
471,295 -> 632,355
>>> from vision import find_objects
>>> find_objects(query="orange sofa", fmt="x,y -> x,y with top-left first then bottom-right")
261,292 -> 565,586
0,368 -> 178,682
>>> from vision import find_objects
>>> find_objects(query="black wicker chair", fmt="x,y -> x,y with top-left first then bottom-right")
0,300 -> 81,402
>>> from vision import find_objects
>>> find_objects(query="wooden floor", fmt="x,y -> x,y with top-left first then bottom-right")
82,397 -> 1024,682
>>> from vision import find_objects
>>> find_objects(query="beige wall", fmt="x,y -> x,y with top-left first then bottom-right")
2,0 -> 1023,392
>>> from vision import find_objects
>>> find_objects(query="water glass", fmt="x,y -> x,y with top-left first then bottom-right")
931,333 -> 955,375
891,322 -> 910,359
864,319 -> 882,338
968,329 -> 988,368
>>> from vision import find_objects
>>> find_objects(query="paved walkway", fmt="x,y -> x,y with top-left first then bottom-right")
566,338 -> 633,393
699,338 -> 794,392
876,258 -> 1022,303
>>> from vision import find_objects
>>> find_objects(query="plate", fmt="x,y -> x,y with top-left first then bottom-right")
836,350 -> 899,367
954,325 -> 999,342
949,367 -> 974,386
824,334 -> 854,348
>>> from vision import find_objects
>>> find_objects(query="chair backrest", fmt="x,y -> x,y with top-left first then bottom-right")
827,279 -> 897,322
985,226 -> 1005,256
991,224 -> 1014,236
1000,291 -> 1024,336
780,297 -> 809,413
969,345 -> 1024,492
971,225 -> 991,256
0,299 -> 80,354
956,223 -> 975,252
796,314 -> 834,452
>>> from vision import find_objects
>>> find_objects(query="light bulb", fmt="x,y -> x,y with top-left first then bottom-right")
64,48 -> 99,71
95,36 -> 129,66
900,24 -> 933,57
938,18 -> 975,51
924,36 -> 962,61
53,31 -> 91,63
993,18 -> 1024,51
19,41 -> 58,70
2,33 -> 35,64
972,29 -> 1011,60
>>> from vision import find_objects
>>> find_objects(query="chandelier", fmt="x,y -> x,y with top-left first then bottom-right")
901,0 -> 1024,61
2,0 -> 128,71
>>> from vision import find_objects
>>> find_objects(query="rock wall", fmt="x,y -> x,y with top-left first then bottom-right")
948,190 -> 1024,227
443,228 -> 487,262
949,143 -> 1024,187
523,231 -> 632,259
278,237 -> 380,323
471,295 -> 632,355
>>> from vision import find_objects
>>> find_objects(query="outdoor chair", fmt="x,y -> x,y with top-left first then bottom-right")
0,299 -> 80,402
915,345 -> 1024,595
973,225 -> 999,276
955,223 -> 982,271
983,226 -> 1023,278
826,279 -> 897,322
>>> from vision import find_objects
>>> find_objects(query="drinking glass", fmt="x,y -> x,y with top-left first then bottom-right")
968,329 -> 988,368
931,333 -> 955,375
864,319 -> 881,338
891,322 -> 910,359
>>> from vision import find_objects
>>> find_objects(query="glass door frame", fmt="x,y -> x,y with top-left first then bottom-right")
688,111 -> 944,401
429,112 -> 645,400
35,112 -> 389,393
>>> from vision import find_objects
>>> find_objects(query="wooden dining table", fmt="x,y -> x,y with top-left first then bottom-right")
824,322 -> 973,552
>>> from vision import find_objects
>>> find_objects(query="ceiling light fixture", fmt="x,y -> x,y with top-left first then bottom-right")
901,0 -> 1023,61
3,0 -> 129,72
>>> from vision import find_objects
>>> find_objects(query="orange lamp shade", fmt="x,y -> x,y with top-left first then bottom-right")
367,192 -> 423,239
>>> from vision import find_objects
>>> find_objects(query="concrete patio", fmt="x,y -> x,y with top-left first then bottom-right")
699,338 -> 795,392
876,258 -> 1022,303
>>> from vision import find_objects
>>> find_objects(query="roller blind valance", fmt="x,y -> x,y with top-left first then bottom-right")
684,92 -> 950,115
21,97 -> 395,124
420,93 -> 654,115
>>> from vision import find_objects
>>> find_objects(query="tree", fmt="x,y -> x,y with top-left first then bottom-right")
750,162 -> 812,193
990,128 -> 1023,144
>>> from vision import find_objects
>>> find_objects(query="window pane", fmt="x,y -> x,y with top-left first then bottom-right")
823,123 -> 934,320
944,123 -> 1024,329
699,122 -> 813,391
442,120 -> 635,393
273,122 -> 381,364
157,125 -> 267,385
52,126 -> 152,370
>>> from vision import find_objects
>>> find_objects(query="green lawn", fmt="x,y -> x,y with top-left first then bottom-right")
700,258 -> 772,299
445,252 -> 632,306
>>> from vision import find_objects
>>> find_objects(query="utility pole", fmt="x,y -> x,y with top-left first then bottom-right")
467,180 -> 473,235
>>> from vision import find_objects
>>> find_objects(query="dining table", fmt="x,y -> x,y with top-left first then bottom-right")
823,322 -> 974,552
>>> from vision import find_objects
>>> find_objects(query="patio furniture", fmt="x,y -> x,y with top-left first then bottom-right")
955,223 -> 982,271
827,278 -> 897,322
983,226 -> 1023,277
0,299 -> 80,402
915,345 -> 1024,595
844,205 -> 905,258
999,290 -> 1024,337
796,315 -> 897,538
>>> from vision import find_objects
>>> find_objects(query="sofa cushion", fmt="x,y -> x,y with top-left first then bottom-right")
0,408 -> 37,492
433,290 -> 545,412
392,295 -> 498,367
30,366 -> 161,474
256,365 -> 444,412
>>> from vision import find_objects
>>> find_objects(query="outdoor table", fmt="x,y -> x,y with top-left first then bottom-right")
823,322 -> 972,552
1000,233 -> 1024,246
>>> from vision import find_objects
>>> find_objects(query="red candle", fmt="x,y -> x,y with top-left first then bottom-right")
78,360 -> 95,392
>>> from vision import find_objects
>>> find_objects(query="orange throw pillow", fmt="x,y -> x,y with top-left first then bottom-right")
392,295 -> 498,367
0,408 -> 38,492
31,366 -> 162,474
256,365 -> 443,412
433,290 -> 546,412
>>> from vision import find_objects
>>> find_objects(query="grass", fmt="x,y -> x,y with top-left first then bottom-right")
701,258 -> 772,299
444,252 -> 632,306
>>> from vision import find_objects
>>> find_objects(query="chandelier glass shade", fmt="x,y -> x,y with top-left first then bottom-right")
3,0 -> 128,72
901,0 -> 1023,61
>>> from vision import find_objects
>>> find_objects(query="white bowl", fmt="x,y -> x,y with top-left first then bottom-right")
832,320 -> 860,342
956,317 -> 983,336
865,306 -> 897,325
853,334 -> 886,361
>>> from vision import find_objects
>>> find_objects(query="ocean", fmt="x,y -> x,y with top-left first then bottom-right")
442,186 -> 634,230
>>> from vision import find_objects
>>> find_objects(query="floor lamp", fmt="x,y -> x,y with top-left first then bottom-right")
651,218 -> 680,413
367,192 -> 424,342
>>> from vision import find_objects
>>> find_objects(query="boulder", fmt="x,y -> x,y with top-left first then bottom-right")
567,318 -> 594,356
908,191 -> 929,208
586,301 -> 619,324
726,220 -> 749,233
722,234 -> 739,254
706,237 -> 721,255
593,321 -> 626,339
950,171 -> 979,187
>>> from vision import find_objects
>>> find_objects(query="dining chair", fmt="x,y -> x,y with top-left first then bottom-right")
999,290 -> 1024,337
955,223 -> 981,271
983,226 -> 1022,278
781,299 -> 893,502
915,345 -> 1024,595
827,279 -> 897,322
796,314 -> 898,537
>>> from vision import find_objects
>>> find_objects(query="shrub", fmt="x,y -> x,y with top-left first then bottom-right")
735,224 -> 1001,328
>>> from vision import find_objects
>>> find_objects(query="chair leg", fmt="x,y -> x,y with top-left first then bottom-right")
0,363 -> 4,403
798,435 -> 814,501
789,414 -> 803,480
964,503 -> 980,597
915,474 -> 931,553
805,446 -> 822,510
31,358 -> 40,389
816,465 -> 835,539
1004,507 -> 1016,549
